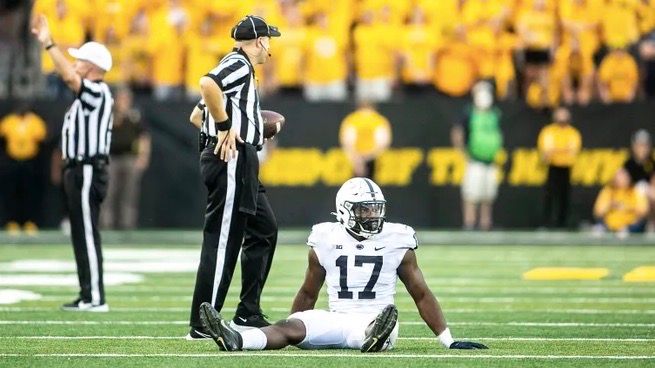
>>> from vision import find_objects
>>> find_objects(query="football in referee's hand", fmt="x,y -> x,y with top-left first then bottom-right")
261,110 -> 285,139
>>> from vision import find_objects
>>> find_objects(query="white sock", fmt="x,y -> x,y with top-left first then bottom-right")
240,328 -> 267,350
438,327 -> 454,348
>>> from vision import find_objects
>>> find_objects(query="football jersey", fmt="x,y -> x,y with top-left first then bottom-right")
307,221 -> 418,314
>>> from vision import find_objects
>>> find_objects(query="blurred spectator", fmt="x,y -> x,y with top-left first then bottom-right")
494,31 -> 518,101
339,101 -> 392,179
537,107 -> 582,228
594,168 -> 649,236
433,30 -> 478,97
451,81 -> 503,231
122,8 -> 153,94
352,7 -> 397,102
552,41 -> 595,106
0,104 -> 47,235
19,0 -> 655,102
203,1 -> 239,49
417,0 -> 461,46
598,48 -> 639,104
93,1 -> 139,88
624,129 -> 655,185
358,0 -> 410,27
149,0 -> 188,100
560,0 -> 600,60
399,6 -> 437,93
184,13 -> 224,100
102,87 -> 150,229
516,0 -> 557,108
35,0 -> 86,98
303,12 -> 348,101
460,0 -> 509,82
270,3 -> 307,95
622,129 -> 655,230
558,0 -> 599,104
640,30 -> 655,98
600,0 -> 641,52
98,26 -> 123,86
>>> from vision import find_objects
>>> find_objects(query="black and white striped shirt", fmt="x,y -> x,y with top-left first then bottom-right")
61,79 -> 113,160
204,48 -> 263,146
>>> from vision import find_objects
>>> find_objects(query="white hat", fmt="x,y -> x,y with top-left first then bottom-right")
68,42 -> 112,71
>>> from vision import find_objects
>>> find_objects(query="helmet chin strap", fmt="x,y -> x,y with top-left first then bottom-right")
259,40 -> 271,58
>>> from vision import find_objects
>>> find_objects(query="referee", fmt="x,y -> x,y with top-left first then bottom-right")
187,16 -> 281,339
32,15 -> 113,312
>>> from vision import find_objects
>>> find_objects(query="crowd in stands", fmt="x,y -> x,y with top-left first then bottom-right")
33,0 -> 655,105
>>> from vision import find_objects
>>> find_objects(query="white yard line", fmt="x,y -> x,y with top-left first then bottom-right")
1,336 -> 654,342
2,306 -> 655,314
1,320 -> 653,327
36,296 -> 655,303
17,284 -> 655,293
0,353 -> 653,360
402,322 -> 655,327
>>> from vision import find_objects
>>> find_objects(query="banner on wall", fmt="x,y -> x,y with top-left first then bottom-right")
0,96 -> 652,228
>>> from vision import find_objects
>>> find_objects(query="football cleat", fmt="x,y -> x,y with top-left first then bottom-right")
199,302 -> 243,351
61,298 -> 109,312
361,304 -> 398,353
230,313 -> 271,332
185,328 -> 211,340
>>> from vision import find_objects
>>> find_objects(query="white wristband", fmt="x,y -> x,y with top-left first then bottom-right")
438,327 -> 454,348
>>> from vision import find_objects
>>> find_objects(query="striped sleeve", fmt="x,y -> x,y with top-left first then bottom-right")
206,59 -> 249,91
78,79 -> 104,111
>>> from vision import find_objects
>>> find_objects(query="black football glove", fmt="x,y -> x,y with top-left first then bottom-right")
449,341 -> 489,349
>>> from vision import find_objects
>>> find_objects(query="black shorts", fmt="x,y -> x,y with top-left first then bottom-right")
524,49 -> 551,65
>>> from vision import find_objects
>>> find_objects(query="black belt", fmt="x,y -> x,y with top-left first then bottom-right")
200,133 -> 262,151
64,155 -> 109,168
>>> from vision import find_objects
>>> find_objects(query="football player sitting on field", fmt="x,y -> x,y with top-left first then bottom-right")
199,178 -> 487,352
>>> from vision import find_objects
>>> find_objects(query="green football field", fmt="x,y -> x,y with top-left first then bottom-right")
0,241 -> 654,367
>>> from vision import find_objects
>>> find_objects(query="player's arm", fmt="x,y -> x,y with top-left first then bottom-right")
398,250 -> 487,350
31,15 -> 82,93
290,249 -> 325,314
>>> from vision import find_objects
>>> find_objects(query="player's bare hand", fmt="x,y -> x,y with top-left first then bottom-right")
215,129 -> 244,162
31,14 -> 52,45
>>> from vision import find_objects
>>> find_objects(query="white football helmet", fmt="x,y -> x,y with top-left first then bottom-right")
334,177 -> 386,238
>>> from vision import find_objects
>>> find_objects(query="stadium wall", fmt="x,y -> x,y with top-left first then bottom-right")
0,96 -> 652,228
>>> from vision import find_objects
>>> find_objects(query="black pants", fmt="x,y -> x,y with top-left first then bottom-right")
543,165 -> 571,228
3,159 -> 43,224
189,146 -> 278,329
63,163 -> 108,305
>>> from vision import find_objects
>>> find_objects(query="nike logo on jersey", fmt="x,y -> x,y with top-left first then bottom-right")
375,246 -> 386,251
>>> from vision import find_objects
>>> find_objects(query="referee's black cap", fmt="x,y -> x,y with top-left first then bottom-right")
231,15 -> 281,41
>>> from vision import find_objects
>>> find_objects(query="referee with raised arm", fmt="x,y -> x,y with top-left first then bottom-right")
186,15 -> 281,339
32,15 -> 113,312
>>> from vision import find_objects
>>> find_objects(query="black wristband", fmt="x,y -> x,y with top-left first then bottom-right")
197,102 -> 205,110
215,118 -> 232,132
45,42 -> 56,50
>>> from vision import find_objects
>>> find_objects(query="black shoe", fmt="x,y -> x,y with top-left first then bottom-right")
185,327 -> 211,340
61,298 -> 109,312
361,304 -> 398,353
231,313 -> 271,330
199,302 -> 243,351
